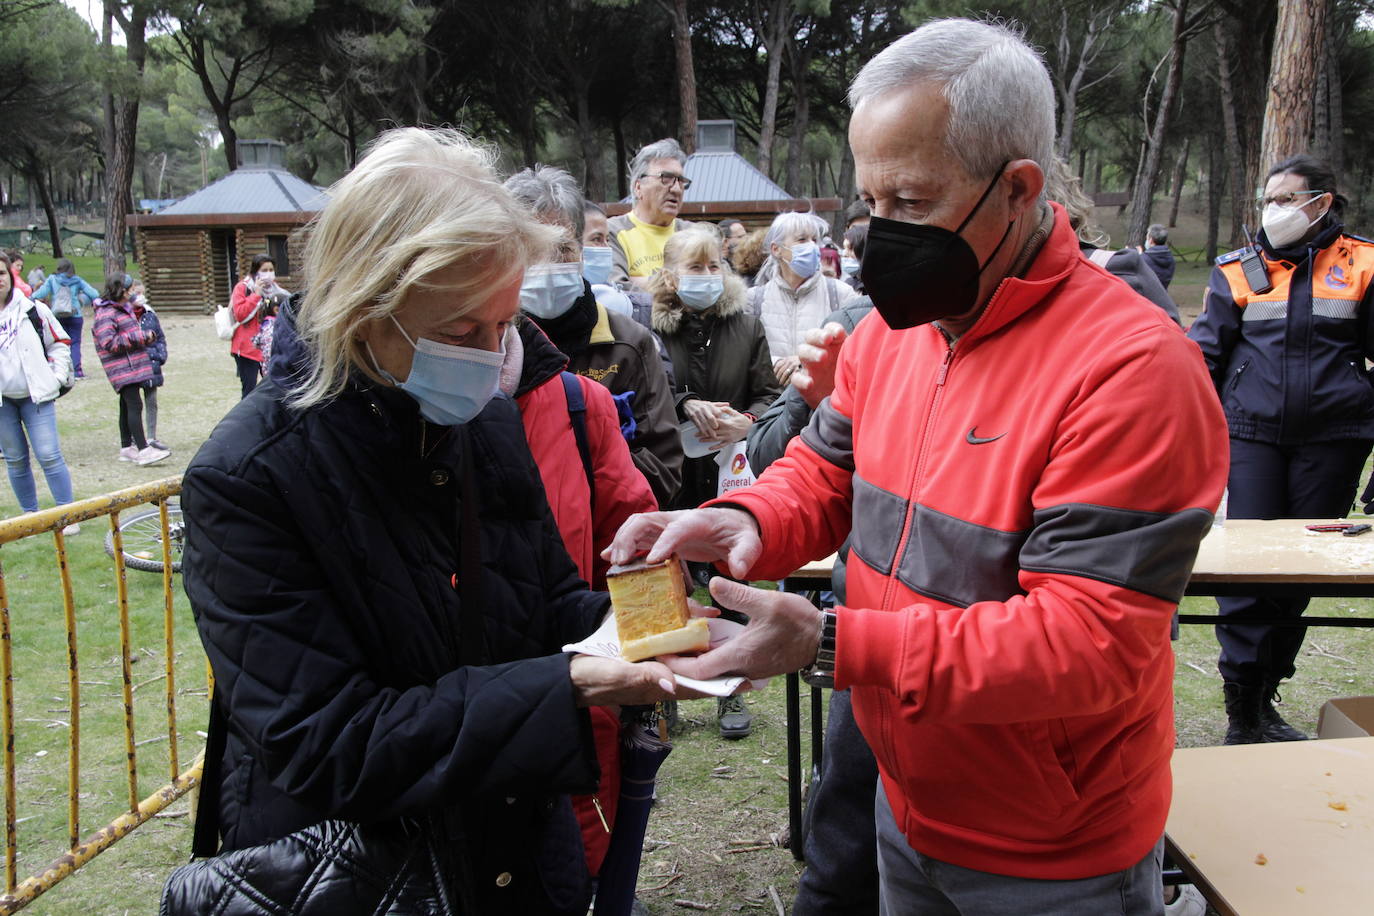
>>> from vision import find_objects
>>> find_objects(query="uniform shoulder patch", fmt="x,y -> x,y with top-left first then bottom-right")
1215,248 -> 1245,266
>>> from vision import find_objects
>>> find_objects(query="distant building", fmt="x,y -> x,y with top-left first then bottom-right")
128,140 -> 324,313
609,121 -> 842,230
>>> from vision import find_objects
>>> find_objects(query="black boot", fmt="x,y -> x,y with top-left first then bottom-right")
1222,682 -> 1263,745
1259,682 -> 1308,742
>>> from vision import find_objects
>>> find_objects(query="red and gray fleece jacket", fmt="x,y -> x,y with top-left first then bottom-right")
710,204 -> 1229,882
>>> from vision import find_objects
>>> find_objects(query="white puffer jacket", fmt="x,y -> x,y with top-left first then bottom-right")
753,271 -> 859,364
0,292 -> 73,404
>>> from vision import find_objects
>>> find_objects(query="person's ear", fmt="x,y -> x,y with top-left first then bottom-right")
1002,159 -> 1045,221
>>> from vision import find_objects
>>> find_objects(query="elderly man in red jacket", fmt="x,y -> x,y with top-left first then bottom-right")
609,17 -> 1228,916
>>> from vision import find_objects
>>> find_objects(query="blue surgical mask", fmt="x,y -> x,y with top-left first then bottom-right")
520,262 -> 586,320
369,315 -> 504,426
788,242 -> 820,279
582,246 -> 613,286
678,274 -> 724,310
840,257 -> 861,277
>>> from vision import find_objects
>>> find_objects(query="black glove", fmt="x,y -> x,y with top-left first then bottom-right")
1361,475 -> 1374,515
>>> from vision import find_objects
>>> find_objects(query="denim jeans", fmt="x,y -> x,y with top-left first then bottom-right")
0,396 -> 74,512
875,785 -> 1164,915
57,314 -> 83,376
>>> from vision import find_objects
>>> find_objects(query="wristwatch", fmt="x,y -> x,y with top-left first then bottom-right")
800,609 -> 837,688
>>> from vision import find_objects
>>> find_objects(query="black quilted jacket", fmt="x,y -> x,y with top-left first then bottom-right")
180,328 -> 608,914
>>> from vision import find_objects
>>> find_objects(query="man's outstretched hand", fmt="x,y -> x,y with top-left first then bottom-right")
605,507 -> 763,580
660,578 -> 823,682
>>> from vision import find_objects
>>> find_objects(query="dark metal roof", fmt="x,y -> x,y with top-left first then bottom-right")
157,167 -> 326,217
622,151 -> 794,204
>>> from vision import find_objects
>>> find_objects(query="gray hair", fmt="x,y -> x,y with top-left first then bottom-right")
848,19 -> 1056,181
504,165 -> 586,239
629,138 -> 687,195
1147,223 -> 1168,245
764,211 -> 830,251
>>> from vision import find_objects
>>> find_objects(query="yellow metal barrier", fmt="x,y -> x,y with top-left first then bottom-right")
0,478 -> 206,914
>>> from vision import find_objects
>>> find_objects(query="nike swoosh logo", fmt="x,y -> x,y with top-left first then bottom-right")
966,427 -> 1006,445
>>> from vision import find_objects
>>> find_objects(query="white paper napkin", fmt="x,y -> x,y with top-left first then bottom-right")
563,615 -> 768,697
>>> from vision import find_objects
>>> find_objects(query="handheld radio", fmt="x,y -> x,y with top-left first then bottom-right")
1238,226 -> 1272,294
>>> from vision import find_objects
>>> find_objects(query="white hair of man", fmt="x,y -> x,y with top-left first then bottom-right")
848,18 -> 1056,182
504,165 -> 587,239
763,210 -> 831,252
628,138 -> 688,196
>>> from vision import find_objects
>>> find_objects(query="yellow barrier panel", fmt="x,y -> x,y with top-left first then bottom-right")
0,478 -> 206,915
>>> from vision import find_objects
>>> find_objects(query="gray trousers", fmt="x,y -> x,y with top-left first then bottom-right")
875,785 -> 1164,916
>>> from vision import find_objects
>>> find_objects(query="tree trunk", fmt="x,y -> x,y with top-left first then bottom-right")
28,157 -> 63,259
1321,17 -> 1343,181
833,143 -> 855,238
613,115 -> 628,201
1168,137 -> 1190,227
1125,0 -> 1190,248
754,0 -> 794,180
574,79 -> 605,202
1259,0 -> 1330,170
671,0 -> 697,155
102,0 -> 148,277
784,38 -> 811,197
1233,3 -> 1280,225
1205,126 -> 1223,263
1214,18 -> 1250,247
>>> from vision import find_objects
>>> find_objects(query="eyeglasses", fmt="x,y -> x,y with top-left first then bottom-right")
1257,189 -> 1326,209
645,171 -> 691,190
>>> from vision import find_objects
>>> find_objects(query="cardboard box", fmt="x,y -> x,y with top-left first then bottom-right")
1317,696 -> 1374,738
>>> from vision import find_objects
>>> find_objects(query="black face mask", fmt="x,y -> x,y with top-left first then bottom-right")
859,165 -> 1015,330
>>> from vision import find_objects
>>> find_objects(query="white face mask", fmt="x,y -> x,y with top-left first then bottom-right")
257,270 -> 276,285
1262,201 -> 1326,248
519,262 -> 585,320
678,274 -> 723,310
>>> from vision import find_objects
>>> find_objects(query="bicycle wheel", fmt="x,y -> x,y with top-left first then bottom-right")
104,505 -> 184,574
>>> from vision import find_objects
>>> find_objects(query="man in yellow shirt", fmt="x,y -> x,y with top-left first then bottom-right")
608,139 -> 692,288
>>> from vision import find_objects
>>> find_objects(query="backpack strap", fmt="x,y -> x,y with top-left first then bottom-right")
561,372 -> 596,510
825,276 -> 839,313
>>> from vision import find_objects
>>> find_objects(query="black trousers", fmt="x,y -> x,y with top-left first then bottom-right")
794,688 -> 880,916
1216,437 -> 1373,685
234,354 -> 262,399
117,385 -> 147,450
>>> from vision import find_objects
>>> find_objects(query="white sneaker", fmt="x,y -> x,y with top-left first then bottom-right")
61,523 -> 80,536
1164,884 -> 1206,916
118,446 -> 138,462
136,446 -> 171,466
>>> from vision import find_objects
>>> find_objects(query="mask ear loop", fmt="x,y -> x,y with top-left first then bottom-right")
953,161 -> 1013,237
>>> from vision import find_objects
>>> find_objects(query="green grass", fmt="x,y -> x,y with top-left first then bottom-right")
13,256 -> 121,293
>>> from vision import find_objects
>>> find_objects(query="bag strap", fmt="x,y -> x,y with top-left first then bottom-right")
825,276 -> 839,313
560,372 -> 596,510
189,691 -> 228,858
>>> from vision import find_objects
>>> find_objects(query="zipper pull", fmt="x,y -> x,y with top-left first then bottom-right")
936,346 -> 955,386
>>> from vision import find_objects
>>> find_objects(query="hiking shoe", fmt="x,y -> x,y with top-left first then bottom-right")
1260,686 -> 1308,742
61,523 -> 80,537
718,694 -> 752,739
118,446 -> 138,462
1222,682 -> 1263,745
1164,883 -> 1207,916
136,446 -> 171,466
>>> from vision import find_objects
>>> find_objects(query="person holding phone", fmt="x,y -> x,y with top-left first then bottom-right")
228,254 -> 284,397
